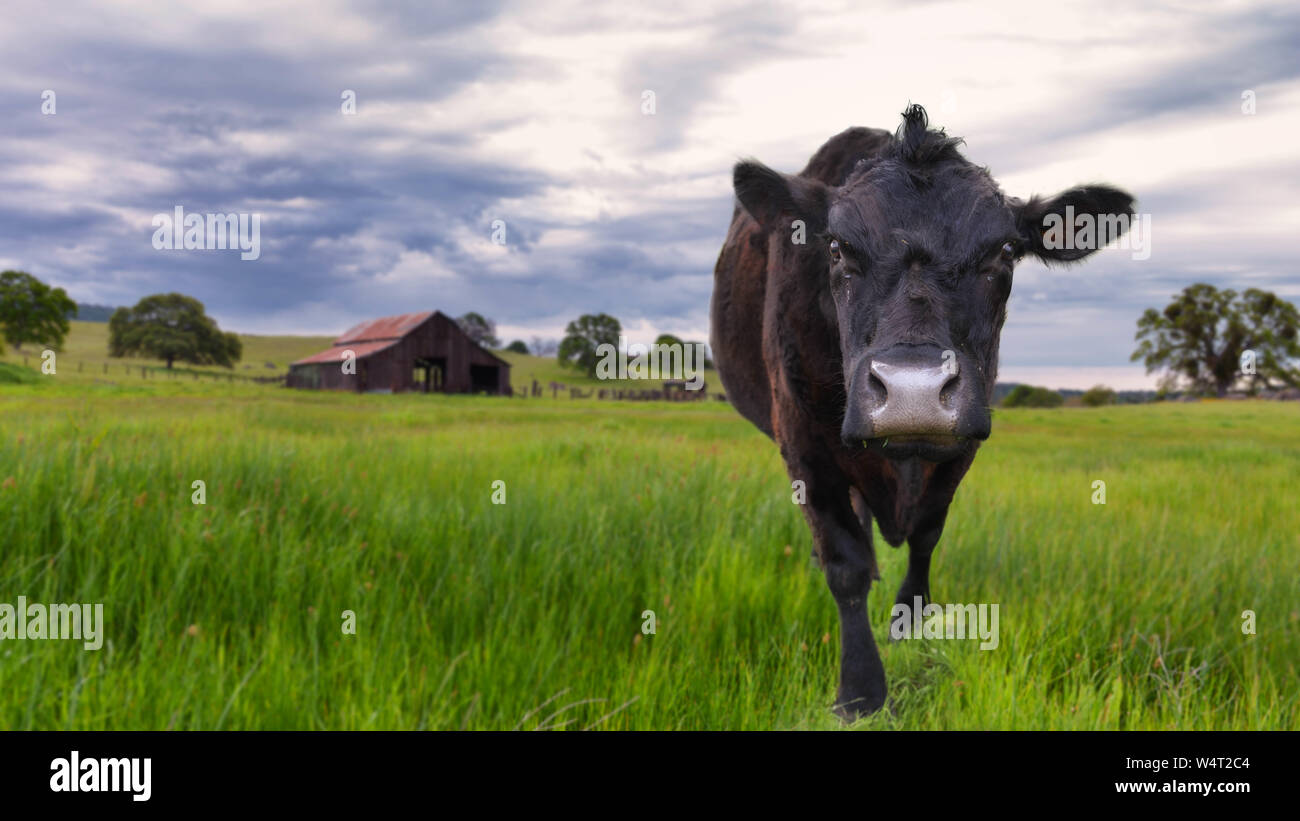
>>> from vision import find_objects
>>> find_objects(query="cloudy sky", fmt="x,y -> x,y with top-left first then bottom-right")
3,0 -> 1297,388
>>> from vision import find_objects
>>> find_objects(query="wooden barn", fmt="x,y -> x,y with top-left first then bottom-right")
286,310 -> 511,395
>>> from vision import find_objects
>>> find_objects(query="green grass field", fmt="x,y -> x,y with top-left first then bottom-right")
0,359 -> 1297,729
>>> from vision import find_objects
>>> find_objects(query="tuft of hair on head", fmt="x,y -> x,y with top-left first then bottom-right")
893,103 -> 965,167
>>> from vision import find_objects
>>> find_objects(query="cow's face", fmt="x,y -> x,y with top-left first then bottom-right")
734,105 -> 1134,462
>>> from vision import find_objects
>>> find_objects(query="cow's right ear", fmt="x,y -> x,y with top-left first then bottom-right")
734,160 -> 831,233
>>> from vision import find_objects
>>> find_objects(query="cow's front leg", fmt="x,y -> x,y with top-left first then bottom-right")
892,509 -> 947,639
810,502 -> 886,720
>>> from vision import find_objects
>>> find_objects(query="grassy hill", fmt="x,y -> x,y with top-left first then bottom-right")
0,320 -> 335,384
0,320 -> 722,394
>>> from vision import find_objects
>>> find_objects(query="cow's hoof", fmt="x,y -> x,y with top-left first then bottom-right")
832,691 -> 886,722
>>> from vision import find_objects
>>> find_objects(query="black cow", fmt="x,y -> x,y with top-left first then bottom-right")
710,105 -> 1134,719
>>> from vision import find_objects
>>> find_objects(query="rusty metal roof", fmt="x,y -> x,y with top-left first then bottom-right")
288,309 -> 512,370
290,339 -> 398,366
335,311 -> 434,344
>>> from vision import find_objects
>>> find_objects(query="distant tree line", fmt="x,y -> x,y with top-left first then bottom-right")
1000,384 -> 1064,408
457,311 -> 713,379
70,303 -> 119,322
555,315 -> 713,378
9,275 -> 1295,397
994,383 -> 1140,407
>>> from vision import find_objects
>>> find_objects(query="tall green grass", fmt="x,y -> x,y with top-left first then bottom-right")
0,380 -> 1296,729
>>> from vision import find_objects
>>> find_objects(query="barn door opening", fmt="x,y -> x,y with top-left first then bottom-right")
415,357 -> 446,392
469,364 -> 498,394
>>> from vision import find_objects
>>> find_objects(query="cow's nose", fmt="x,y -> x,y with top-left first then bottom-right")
864,357 -> 959,438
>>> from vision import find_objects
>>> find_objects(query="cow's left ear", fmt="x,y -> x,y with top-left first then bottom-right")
734,160 -> 832,234
1013,185 -> 1136,264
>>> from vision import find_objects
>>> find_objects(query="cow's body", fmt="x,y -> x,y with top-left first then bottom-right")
711,107 -> 1133,718
712,126 -> 975,550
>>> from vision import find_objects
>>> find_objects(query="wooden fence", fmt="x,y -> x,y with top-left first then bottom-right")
13,355 -> 727,399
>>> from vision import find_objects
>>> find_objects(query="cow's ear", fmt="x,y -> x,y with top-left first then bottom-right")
734,160 -> 831,233
1014,185 -> 1135,264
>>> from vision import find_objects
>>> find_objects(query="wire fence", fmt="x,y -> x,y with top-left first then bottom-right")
13,354 -> 286,385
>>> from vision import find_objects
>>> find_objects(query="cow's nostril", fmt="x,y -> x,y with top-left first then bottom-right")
939,372 -> 959,407
867,372 -> 888,403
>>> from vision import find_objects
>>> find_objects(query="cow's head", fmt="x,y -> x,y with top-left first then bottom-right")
733,104 -> 1135,462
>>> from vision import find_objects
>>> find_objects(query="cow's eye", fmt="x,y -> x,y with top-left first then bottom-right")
1000,241 -> 1020,262
829,239 -> 842,263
